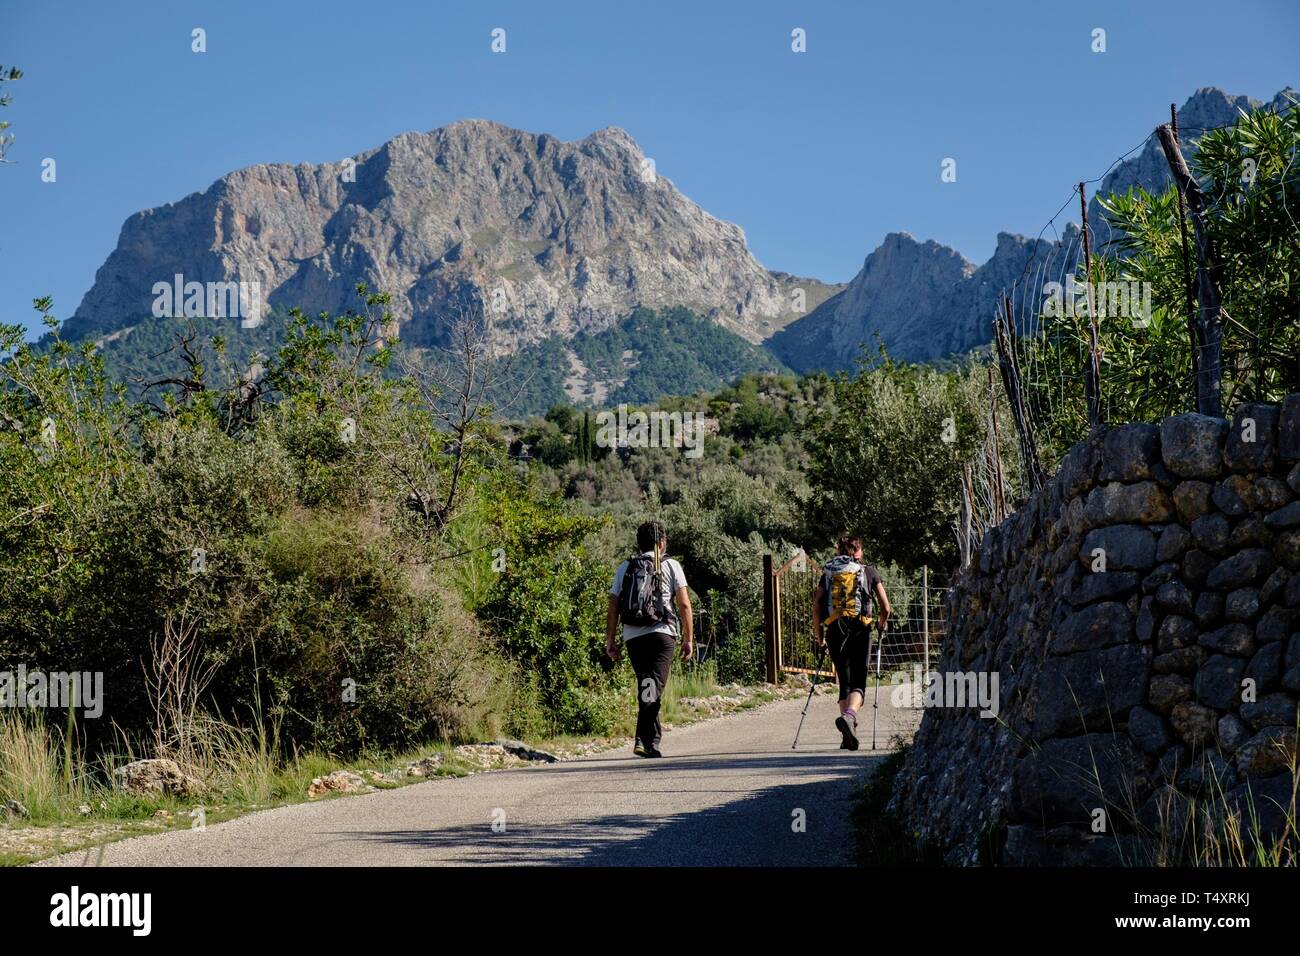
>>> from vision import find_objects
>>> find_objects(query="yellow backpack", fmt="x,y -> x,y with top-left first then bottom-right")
824,561 -> 873,627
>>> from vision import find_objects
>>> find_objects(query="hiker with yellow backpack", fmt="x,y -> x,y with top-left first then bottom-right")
812,535 -> 892,750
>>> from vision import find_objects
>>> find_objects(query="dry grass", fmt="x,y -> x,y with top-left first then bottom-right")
1069,720 -> 1299,867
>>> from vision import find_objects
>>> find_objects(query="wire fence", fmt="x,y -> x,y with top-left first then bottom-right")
779,561 -> 825,675
875,572 -> 947,680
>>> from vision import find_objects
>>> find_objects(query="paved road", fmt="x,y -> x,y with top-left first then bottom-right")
39,690 -> 917,867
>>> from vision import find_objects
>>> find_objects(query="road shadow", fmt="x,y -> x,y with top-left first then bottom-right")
347,750 -> 897,866
514,747 -> 887,778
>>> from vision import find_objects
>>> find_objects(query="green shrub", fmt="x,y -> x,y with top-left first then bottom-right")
476,479 -> 622,735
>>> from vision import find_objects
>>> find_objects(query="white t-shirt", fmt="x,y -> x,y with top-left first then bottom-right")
610,553 -> 687,640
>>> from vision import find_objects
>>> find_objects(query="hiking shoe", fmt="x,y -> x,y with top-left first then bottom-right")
836,715 -> 860,751
634,742 -> 663,758
634,740 -> 648,757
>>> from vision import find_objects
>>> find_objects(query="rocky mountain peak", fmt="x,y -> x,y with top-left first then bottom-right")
65,120 -> 806,350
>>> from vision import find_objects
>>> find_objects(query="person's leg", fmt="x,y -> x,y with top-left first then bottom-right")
626,636 -> 654,749
830,624 -> 864,714
828,622 -> 857,748
828,623 -> 851,709
844,623 -> 869,715
646,632 -> 675,749
627,632 -> 674,752
835,623 -> 871,749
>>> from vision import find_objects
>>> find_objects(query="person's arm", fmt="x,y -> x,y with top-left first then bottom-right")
812,584 -> 825,646
676,587 -> 696,660
605,594 -> 621,661
675,586 -> 693,660
873,580 -> 892,631
676,564 -> 696,660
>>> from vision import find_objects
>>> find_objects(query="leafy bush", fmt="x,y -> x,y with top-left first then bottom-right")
0,289 -> 605,760
198,510 -> 507,753
475,478 -> 622,735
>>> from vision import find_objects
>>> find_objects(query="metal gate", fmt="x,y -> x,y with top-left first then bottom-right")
763,550 -> 829,681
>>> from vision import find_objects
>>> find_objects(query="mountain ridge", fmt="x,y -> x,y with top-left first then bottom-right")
770,85 -> 1297,371
62,86 -> 1294,389
66,119 -> 836,352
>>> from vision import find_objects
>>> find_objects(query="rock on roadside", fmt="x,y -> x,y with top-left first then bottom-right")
114,759 -> 205,798
306,770 -> 377,799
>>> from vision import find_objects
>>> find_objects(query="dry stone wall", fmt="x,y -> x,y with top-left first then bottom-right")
889,399 -> 1300,865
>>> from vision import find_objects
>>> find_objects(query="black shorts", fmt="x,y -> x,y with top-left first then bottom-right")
826,618 -> 872,700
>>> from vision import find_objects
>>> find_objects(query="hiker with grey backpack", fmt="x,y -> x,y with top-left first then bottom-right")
812,535 -> 892,750
605,521 -> 694,758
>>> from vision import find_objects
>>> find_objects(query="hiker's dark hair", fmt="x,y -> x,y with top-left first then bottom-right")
637,521 -> 666,552
837,535 -> 863,555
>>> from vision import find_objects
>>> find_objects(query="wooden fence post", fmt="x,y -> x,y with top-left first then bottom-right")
1171,105 -> 1200,393
762,553 -> 779,683
994,296 -> 1045,493
959,462 -> 974,569
986,368 -> 1007,523
1157,123 -> 1224,418
1079,183 -> 1105,432
922,565 -> 930,677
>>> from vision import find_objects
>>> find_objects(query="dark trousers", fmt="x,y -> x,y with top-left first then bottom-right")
827,618 -> 872,701
626,631 -> 676,747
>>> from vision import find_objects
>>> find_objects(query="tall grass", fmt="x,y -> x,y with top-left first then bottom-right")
1052,717 -> 1298,867
664,658 -> 719,704
0,707 -> 327,828
1140,752 -> 1298,867
0,711 -> 95,820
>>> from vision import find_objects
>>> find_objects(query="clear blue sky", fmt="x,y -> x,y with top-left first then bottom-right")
2,0 -> 1296,338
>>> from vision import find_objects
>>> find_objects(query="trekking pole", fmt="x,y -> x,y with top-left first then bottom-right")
871,626 -> 883,751
791,637 -> 828,750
